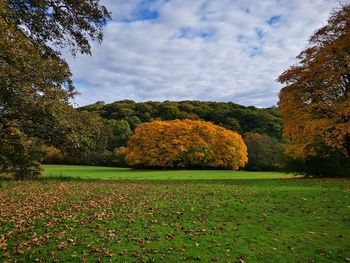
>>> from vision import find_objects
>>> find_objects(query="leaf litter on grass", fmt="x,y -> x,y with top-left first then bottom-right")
0,178 -> 349,262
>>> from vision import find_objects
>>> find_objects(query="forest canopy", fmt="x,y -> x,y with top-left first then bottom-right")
81,100 -> 282,140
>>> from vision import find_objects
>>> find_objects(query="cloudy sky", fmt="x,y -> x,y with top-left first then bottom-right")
66,0 -> 340,107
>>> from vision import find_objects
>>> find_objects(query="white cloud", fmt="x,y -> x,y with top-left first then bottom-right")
65,0 -> 341,107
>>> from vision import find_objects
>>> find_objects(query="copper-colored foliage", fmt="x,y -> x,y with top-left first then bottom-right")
124,119 -> 248,170
278,5 -> 350,159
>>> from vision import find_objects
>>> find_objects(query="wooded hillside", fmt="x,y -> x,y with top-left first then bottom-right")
80,100 -> 282,140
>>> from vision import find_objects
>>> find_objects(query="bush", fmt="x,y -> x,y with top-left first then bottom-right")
124,119 -> 248,170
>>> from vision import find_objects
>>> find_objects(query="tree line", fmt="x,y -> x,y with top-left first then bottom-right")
81,100 -> 282,139
43,100 -> 285,171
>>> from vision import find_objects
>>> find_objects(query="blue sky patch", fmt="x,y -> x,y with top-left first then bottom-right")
121,2 -> 159,23
248,46 -> 260,57
255,28 -> 264,40
122,10 -> 158,22
237,34 -> 248,43
135,8 -> 158,20
178,27 -> 213,40
266,15 -> 281,26
199,32 -> 213,40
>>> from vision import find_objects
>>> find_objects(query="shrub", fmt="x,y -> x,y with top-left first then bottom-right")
124,119 -> 248,170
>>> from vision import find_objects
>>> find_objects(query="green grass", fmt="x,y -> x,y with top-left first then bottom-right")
1,166 -> 349,262
42,165 -> 294,180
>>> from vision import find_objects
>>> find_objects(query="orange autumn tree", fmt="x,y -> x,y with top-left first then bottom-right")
278,4 -> 350,175
124,119 -> 248,170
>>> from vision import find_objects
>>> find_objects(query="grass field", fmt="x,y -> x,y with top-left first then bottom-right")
1,166 -> 350,262
42,165 -> 294,180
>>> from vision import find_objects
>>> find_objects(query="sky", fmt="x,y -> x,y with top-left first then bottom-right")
65,0 -> 341,108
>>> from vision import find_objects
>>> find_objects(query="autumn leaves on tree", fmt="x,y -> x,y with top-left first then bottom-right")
278,4 -> 350,176
120,120 -> 248,170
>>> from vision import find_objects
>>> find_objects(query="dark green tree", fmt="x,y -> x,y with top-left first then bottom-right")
155,104 -> 181,120
126,116 -> 142,130
105,120 -> 133,149
243,133 -> 285,171
0,0 -> 110,179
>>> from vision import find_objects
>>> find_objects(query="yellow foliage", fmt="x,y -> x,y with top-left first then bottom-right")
124,119 -> 248,170
278,5 -> 350,160
44,146 -> 63,161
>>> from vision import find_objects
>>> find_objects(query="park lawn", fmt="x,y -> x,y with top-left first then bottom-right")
42,165 -> 295,180
0,168 -> 349,262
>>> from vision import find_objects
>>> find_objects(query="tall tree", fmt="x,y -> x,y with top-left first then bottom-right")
278,4 -> 350,176
0,0 -> 110,178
